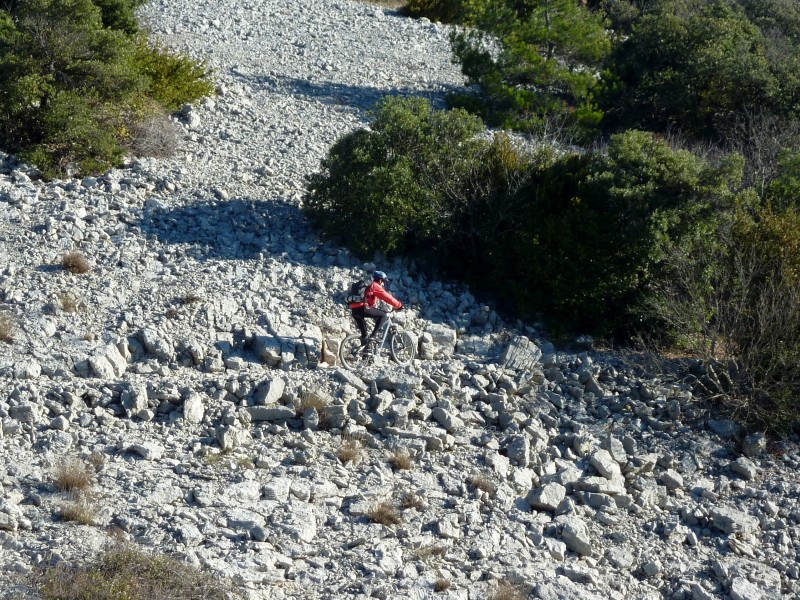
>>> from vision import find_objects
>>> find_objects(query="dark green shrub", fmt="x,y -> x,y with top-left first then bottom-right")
93,0 -> 147,34
304,96 -> 495,256
21,91 -> 126,176
404,0 -> 465,23
767,149 -> 800,210
34,544 -> 241,600
306,100 -> 743,337
0,0 -> 213,177
647,205 -> 800,431
449,0 -> 610,139
487,130 -> 741,335
602,0 -> 789,142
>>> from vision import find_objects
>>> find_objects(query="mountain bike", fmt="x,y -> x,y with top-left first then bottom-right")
339,313 -> 416,369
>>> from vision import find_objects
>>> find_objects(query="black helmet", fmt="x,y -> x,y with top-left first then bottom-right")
373,270 -> 388,282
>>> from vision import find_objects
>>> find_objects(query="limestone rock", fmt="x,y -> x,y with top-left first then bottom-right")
253,377 -> 286,405
183,392 -> 205,424
527,482 -> 566,512
710,507 -> 759,535
557,515 -> 593,557
500,336 -> 542,372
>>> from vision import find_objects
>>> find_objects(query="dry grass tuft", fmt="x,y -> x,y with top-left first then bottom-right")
413,544 -> 447,562
53,457 -> 94,492
34,543 -> 242,600
401,491 -> 425,510
469,473 -> 497,496
132,113 -> 178,158
388,448 -> 414,470
59,292 -> 82,314
300,389 -> 329,414
0,311 -> 14,343
180,292 -> 203,305
490,581 -> 529,600
434,578 -> 451,593
87,451 -> 106,472
62,251 -> 90,274
367,501 -> 402,526
59,491 -> 98,525
337,438 -> 362,465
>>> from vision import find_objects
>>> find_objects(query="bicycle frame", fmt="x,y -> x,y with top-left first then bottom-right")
367,315 -> 396,356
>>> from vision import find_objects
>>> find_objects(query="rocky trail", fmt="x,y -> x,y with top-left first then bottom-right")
0,0 -> 798,598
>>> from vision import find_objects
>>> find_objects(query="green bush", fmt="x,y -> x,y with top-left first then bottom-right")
93,0 -> 147,34
306,99 -> 742,337
448,0 -> 611,139
304,96 -> 502,257
34,544 -> 242,600
0,0 -> 213,177
404,0 -> 465,23
647,205 -> 800,431
486,130 -> 742,335
602,0 -> 792,142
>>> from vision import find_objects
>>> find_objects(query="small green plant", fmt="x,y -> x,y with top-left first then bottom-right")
33,543 -> 241,600
367,501 -> 402,526
59,491 -> 98,525
0,312 -> 15,343
337,438 -> 362,465
389,448 -> 414,470
53,457 -> 94,493
202,451 -> 224,466
236,456 -> 254,470
62,252 -> 91,275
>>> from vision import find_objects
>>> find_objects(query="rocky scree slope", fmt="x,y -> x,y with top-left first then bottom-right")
0,0 -> 799,599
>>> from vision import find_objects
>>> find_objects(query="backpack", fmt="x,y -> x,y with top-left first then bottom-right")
345,279 -> 370,304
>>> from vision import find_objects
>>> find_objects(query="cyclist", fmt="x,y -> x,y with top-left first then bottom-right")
349,270 -> 403,350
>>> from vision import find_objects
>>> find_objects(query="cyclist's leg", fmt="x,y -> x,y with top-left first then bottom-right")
364,307 -> 388,339
351,307 -> 368,343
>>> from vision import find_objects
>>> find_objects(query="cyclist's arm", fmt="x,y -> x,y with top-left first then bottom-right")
374,286 -> 402,309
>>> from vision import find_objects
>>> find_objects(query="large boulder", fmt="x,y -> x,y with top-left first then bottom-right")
424,323 -> 457,358
500,336 -> 542,372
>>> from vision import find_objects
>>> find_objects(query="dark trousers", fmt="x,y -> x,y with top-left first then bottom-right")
351,306 -> 388,342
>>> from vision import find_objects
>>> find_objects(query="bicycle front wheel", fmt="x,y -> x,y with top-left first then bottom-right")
390,330 -> 416,366
339,335 -> 367,370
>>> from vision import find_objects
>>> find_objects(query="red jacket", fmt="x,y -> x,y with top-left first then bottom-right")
350,281 -> 403,310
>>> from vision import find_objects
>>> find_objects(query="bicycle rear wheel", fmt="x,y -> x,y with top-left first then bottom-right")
390,330 -> 416,366
340,335 -> 368,369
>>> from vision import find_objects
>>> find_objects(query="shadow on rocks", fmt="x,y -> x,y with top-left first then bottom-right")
235,73 -> 460,114
138,196 -> 327,263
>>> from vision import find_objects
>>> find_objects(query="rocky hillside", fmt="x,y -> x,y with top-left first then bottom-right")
1,0 -> 799,598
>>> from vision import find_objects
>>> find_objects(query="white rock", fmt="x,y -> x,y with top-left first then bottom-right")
527,482 -> 566,512
183,393 -> 205,424
131,442 -> 164,460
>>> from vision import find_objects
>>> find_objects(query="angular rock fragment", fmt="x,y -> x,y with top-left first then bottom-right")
557,515 -> 593,557
527,482 -> 566,512
500,336 -> 542,372
710,507 -> 759,535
